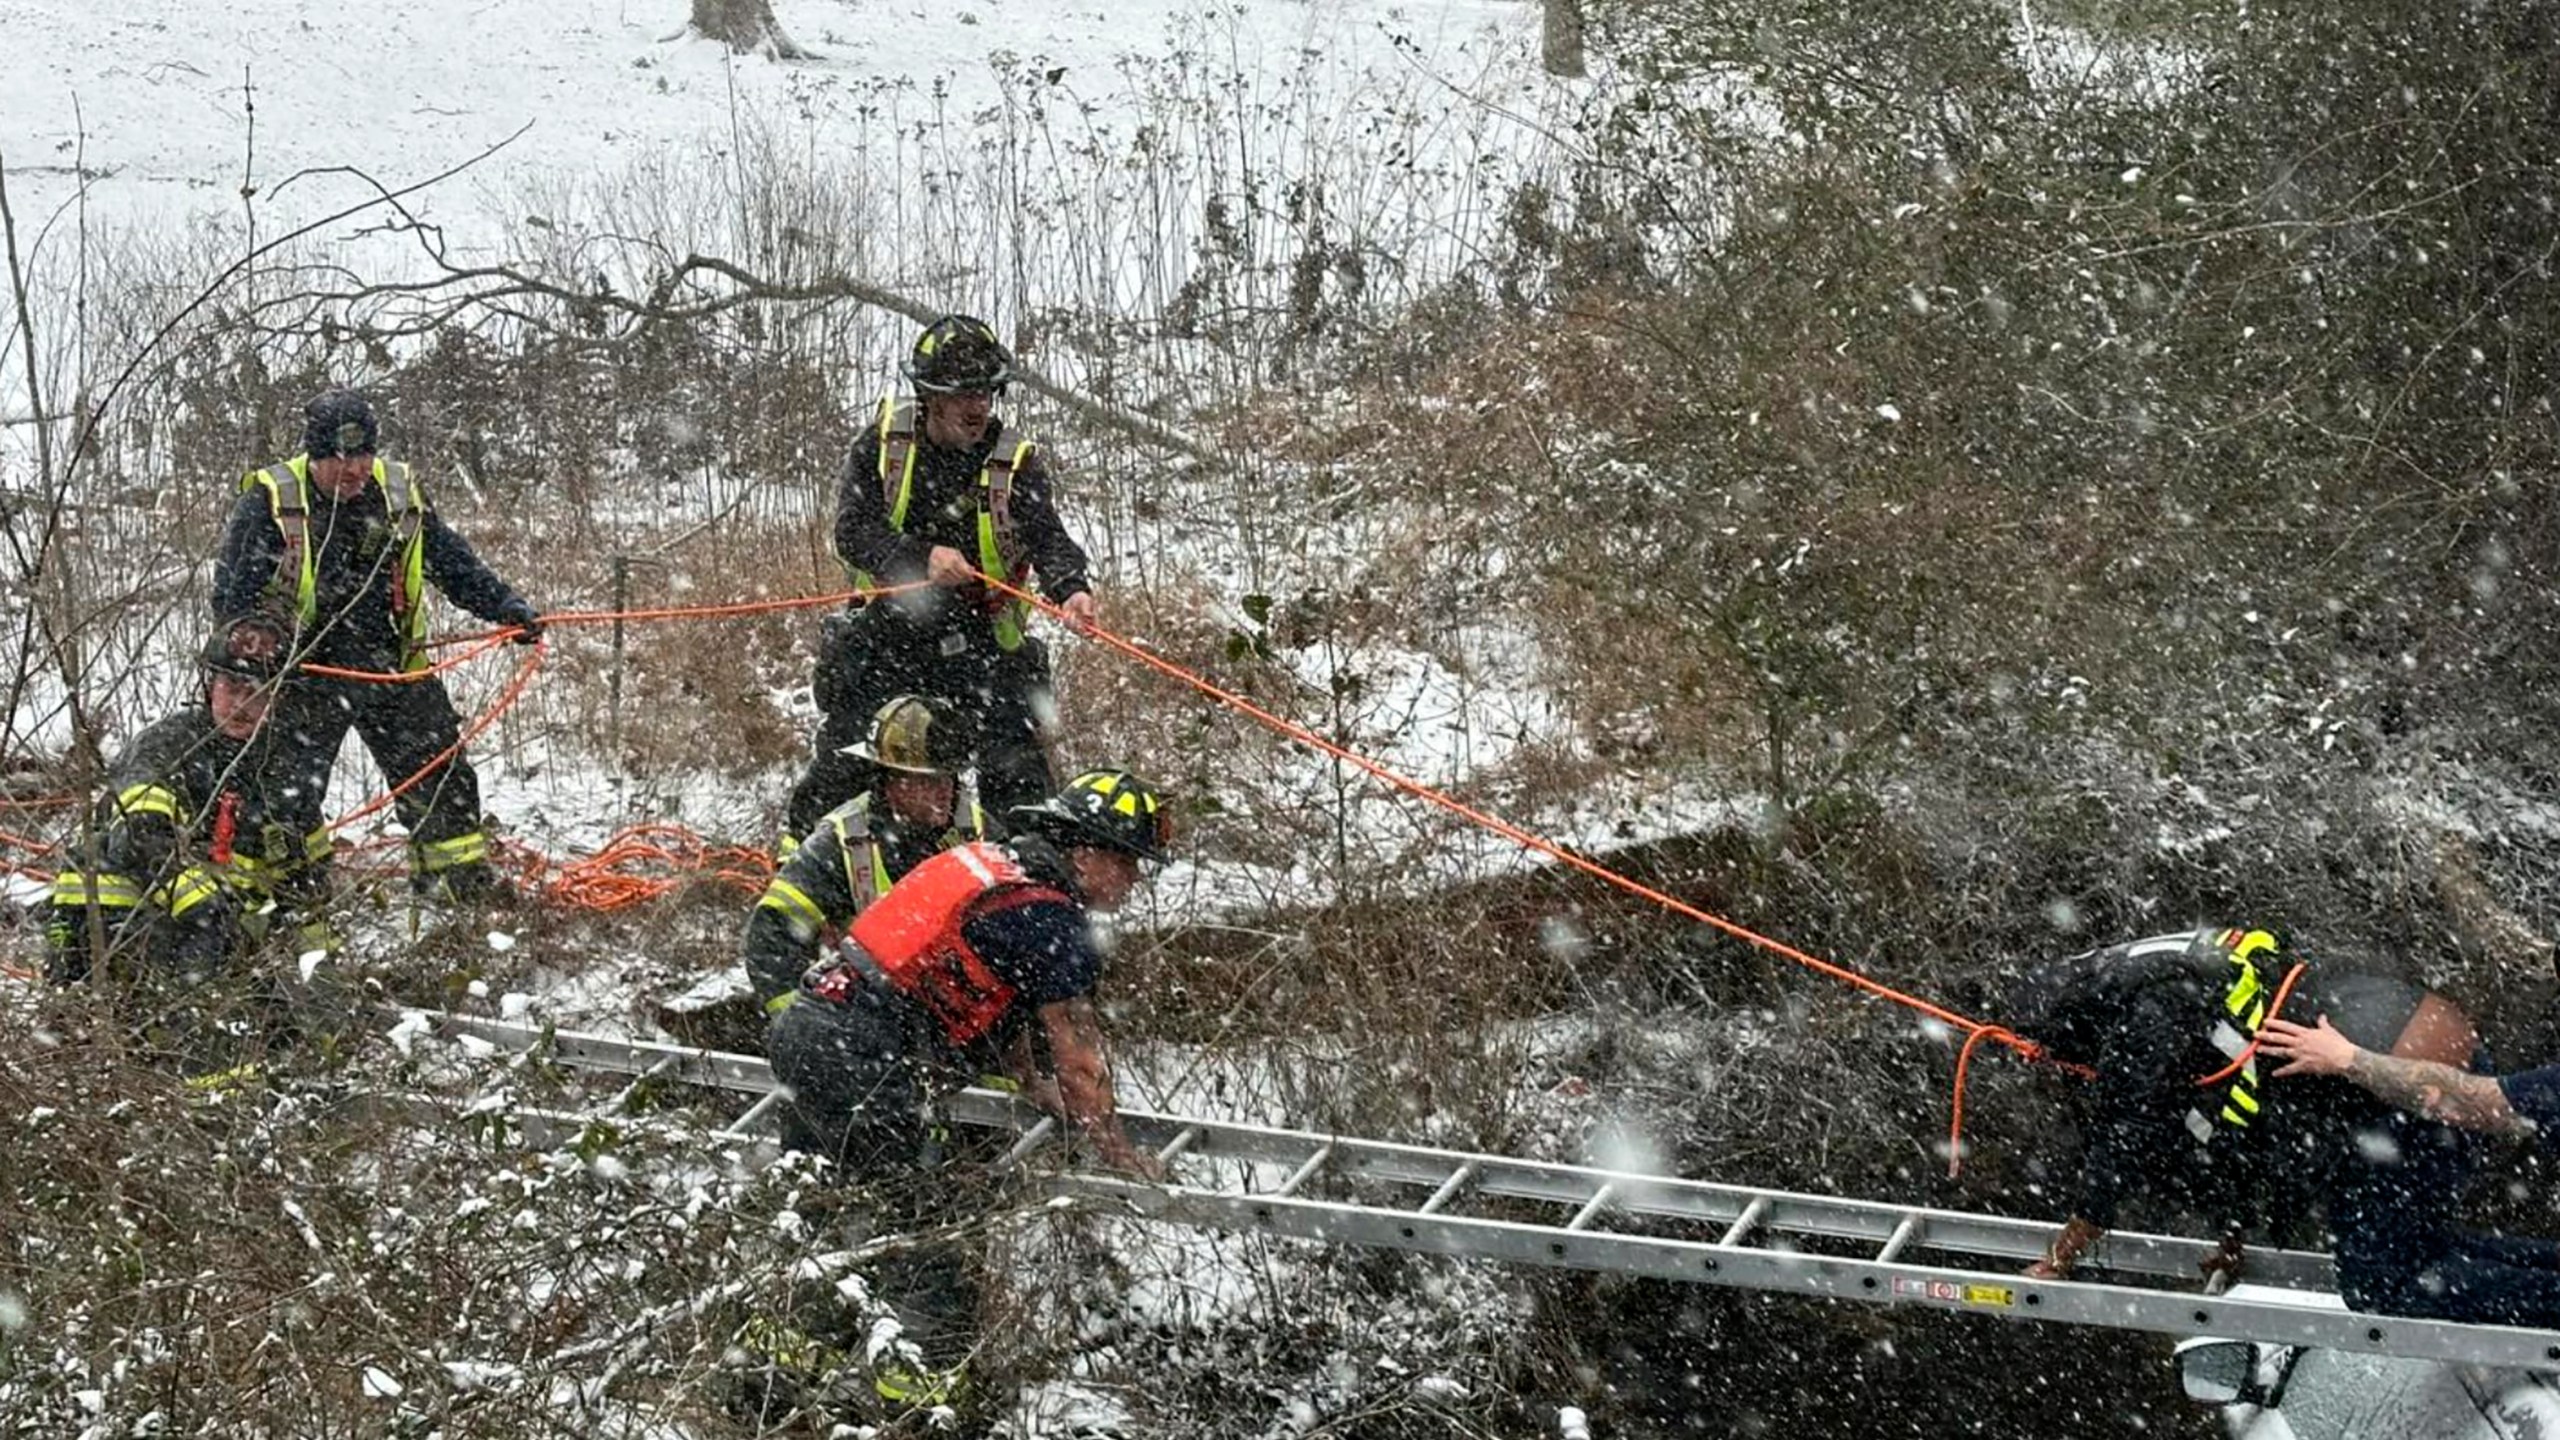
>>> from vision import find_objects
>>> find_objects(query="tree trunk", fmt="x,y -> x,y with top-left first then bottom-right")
1541,0 -> 1587,78
688,0 -> 815,60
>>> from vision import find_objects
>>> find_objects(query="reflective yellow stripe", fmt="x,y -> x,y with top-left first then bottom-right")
2220,1105 -> 2251,1129
413,832 -> 489,872
184,1063 -> 263,1095
304,828 -> 334,864
387,461 -> 430,671
884,399 -> 919,530
2230,928 -> 2279,964
758,878 -> 825,932
873,1362 -> 961,1406
50,871 -> 144,908
247,463 -> 320,626
764,989 -> 799,1016
161,866 -> 225,919
738,1316 -> 825,1372
113,783 -> 184,824
222,854 -> 288,895
2228,1085 -> 2260,1116
868,842 -> 893,898
978,439 -> 1036,651
849,398 -> 923,594
2224,957 -> 2262,1018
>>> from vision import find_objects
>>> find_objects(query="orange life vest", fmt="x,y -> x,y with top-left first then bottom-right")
843,841 -> 1065,1044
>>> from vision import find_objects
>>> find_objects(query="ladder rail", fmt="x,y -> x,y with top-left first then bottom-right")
1056,1175 -> 2560,1372
430,1012 -> 779,1095
947,1089 -> 2339,1291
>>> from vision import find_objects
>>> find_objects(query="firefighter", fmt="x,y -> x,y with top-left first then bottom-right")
761,767 -> 1167,1412
2261,1014 -> 2560,1326
45,615 -> 330,988
781,314 -> 1098,839
212,388 -> 543,901
2010,926 -> 2480,1307
747,695 -> 984,1016
765,767 -> 1168,1182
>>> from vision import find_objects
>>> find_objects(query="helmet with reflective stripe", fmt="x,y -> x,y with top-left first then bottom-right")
1009,769 -> 1171,862
199,614 -> 291,684
902,314 -> 1013,395
840,694 -> 961,775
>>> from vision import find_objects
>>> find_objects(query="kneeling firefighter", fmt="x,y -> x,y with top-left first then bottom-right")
766,766 -> 1170,1181
759,768 -> 1171,1410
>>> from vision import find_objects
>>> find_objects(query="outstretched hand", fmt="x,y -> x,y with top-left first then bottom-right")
2258,1015 -> 2358,1078
498,597 -> 544,645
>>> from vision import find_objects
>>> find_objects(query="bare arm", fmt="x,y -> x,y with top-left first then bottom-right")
1038,997 -> 1164,1179
2264,1015 -> 2532,1137
2347,1048 -> 2531,1137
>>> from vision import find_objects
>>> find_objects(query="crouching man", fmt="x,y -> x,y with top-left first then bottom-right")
46,617 -> 336,1077
758,768 -> 1171,1411
767,767 -> 1170,1182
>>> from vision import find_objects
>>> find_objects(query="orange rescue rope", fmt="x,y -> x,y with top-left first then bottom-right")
326,643 -> 546,834
975,570 -> 2080,1174
2194,962 -> 2309,1089
507,826 -> 773,912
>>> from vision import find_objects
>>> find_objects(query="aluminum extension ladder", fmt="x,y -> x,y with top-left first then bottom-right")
418,1009 -> 2560,1371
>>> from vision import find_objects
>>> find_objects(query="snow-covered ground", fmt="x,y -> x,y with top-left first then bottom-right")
5,0 -> 1545,235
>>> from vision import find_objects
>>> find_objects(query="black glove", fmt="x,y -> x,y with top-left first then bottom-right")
497,597 -> 544,645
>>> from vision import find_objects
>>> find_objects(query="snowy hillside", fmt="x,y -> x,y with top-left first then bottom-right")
5,0 -> 1558,260
13,1 -> 2557,1435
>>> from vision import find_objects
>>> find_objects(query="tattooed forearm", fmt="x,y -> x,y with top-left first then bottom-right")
2344,1049 -> 2533,1137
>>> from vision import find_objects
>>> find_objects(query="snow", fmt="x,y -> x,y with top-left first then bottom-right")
384,1008 -> 431,1057
4,0 -> 1570,336
0,2 -> 1473,223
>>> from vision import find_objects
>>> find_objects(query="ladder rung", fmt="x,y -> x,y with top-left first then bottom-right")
608,1055 -> 681,1112
1157,1126 -> 1201,1164
1273,1142 -> 1334,1198
1566,1182 -> 1618,1233
1876,1212 -> 1923,1264
1418,1161 -> 1476,1215
718,1089 -> 786,1138
990,1116 -> 1059,1174
1718,1195 -> 1771,1248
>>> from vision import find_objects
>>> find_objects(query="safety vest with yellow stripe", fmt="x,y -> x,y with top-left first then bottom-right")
846,398 -> 1038,651
2165,927 -> 2282,1145
758,793 -> 984,1014
242,454 -> 432,671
